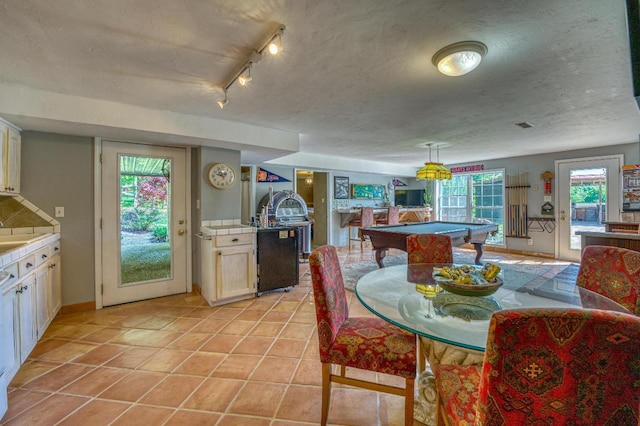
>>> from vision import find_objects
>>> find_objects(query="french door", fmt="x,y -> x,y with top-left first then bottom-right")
99,141 -> 188,307
556,155 -> 622,261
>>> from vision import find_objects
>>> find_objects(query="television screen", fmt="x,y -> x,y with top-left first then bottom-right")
394,189 -> 425,207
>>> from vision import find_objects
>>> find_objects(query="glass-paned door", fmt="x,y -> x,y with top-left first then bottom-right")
101,141 -> 187,307
557,156 -> 621,261
439,170 -> 504,245
119,156 -> 172,284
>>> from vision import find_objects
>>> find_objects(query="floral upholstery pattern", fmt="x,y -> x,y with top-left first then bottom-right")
436,363 -> 481,426
435,308 -> 640,426
406,234 -> 453,264
309,245 -> 417,378
577,245 -> 640,315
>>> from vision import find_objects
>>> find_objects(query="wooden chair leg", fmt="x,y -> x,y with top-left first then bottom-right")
321,363 -> 331,426
418,337 -> 426,372
405,377 -> 415,426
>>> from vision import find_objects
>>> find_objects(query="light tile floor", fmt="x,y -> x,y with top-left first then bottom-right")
1,247 -> 560,426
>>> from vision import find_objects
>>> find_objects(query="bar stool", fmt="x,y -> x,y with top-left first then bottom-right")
376,205 -> 400,225
348,207 -> 374,251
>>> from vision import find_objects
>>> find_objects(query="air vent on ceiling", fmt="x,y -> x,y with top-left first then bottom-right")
515,122 -> 533,129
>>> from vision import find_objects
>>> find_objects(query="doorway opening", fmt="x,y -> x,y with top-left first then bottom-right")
569,168 -> 606,250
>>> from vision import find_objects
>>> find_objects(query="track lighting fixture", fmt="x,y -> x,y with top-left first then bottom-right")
267,30 -> 283,55
217,24 -> 286,109
238,64 -> 252,86
217,90 -> 228,109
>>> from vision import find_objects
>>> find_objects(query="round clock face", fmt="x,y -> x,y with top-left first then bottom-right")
207,163 -> 236,189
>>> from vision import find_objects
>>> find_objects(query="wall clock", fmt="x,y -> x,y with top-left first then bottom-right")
207,163 -> 236,189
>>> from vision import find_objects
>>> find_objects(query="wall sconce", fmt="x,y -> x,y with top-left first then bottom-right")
305,173 -> 313,186
217,25 -> 286,108
432,41 -> 487,77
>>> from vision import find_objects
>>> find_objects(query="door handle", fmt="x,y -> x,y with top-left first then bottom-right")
178,229 -> 185,236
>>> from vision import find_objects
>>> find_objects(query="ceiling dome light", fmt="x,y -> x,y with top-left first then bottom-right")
432,41 -> 487,77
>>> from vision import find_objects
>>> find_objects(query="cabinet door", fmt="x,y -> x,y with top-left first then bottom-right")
215,245 -> 256,300
17,276 -> 36,363
35,267 -> 51,339
4,127 -> 20,194
0,123 -> 6,192
0,282 -> 18,383
48,255 -> 62,317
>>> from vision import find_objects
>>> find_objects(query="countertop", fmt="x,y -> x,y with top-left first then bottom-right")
0,232 -> 60,268
575,230 -> 640,240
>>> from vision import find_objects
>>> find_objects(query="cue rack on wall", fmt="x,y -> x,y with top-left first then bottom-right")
506,172 -> 530,238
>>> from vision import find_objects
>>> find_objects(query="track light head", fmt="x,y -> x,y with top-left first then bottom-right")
217,91 -> 228,109
238,64 -> 252,86
267,30 -> 283,55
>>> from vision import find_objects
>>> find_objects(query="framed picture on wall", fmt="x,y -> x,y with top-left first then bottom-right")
334,176 -> 349,199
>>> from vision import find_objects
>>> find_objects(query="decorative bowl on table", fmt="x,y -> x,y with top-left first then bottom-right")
432,264 -> 503,297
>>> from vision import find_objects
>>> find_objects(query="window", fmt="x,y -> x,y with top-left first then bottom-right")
438,170 -> 504,245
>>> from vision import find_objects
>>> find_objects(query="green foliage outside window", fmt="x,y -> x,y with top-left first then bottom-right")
570,185 -> 606,203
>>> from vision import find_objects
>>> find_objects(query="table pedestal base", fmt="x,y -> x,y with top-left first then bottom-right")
413,337 -> 484,425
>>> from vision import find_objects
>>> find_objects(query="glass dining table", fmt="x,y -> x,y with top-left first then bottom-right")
355,263 -> 629,352
354,263 -> 630,425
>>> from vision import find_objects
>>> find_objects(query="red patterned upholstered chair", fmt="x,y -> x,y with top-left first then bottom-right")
577,245 -> 640,315
376,205 -> 401,225
434,308 -> 640,426
309,245 -> 417,426
348,207 -> 375,251
406,234 -> 453,264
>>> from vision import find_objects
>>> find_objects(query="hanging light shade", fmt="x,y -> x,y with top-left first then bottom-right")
416,144 -> 452,181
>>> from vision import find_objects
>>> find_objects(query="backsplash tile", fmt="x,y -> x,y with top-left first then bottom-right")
0,196 -> 59,230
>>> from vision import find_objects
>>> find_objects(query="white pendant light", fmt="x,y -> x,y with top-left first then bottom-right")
432,41 -> 487,77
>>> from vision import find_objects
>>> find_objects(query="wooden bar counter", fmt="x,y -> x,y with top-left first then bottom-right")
576,229 -> 640,252
336,207 -> 431,227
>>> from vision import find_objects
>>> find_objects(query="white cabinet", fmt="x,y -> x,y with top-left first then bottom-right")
201,232 -> 257,306
48,253 -> 62,317
0,121 -> 20,195
16,275 -> 36,364
0,236 -> 61,400
4,126 -> 20,194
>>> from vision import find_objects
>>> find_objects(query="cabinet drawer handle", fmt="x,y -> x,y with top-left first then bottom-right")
10,274 -> 15,279
15,287 -> 22,294
42,254 -> 48,259
26,262 -> 33,268
232,238 -> 239,242
54,247 -> 60,251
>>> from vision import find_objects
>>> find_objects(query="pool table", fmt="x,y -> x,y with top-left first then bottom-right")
360,221 -> 498,267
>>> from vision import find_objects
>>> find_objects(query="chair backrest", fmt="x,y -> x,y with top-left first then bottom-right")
406,234 -> 453,264
476,308 -> 640,425
309,245 -> 350,362
386,206 -> 400,225
360,207 -> 375,227
577,245 -> 640,315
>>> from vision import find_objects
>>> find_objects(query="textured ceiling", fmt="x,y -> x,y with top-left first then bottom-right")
0,0 -> 638,167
